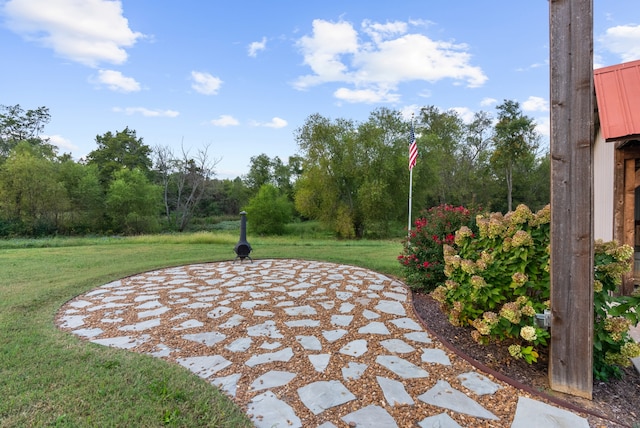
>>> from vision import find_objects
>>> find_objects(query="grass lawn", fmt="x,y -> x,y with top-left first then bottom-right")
0,232 -> 403,427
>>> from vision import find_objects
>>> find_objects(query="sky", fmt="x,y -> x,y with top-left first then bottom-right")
1,1 -> 640,180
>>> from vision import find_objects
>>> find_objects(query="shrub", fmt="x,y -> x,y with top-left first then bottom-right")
432,203 -> 640,380
398,204 -> 481,292
593,240 -> 640,380
243,184 -> 293,235
106,168 -> 162,234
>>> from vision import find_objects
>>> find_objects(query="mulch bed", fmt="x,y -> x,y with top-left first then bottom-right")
411,292 -> 640,428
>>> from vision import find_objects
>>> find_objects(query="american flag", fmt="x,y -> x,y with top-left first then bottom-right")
409,125 -> 418,170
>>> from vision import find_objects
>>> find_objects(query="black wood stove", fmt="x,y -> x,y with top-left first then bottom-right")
234,211 -> 252,262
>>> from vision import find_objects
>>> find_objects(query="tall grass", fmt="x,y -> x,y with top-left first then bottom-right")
0,232 -> 402,427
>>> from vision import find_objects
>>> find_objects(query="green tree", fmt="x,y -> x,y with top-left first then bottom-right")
294,114 -> 359,237
461,110 -> 496,208
244,184 -> 292,235
294,108 -> 408,238
57,161 -> 104,233
273,155 -> 303,202
501,150 -> 549,213
244,154 -> 303,202
527,152 -> 550,210
356,108 -> 408,236
0,142 -> 68,235
106,168 -> 161,234
207,177 -> 251,216
0,104 -> 56,161
244,154 -> 273,194
414,106 -> 466,207
87,127 -> 153,187
224,178 -> 251,215
491,100 -> 540,212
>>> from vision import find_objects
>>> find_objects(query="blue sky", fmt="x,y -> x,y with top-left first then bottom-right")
1,1 -> 639,179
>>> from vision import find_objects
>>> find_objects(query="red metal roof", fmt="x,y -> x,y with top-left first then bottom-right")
594,59 -> 640,142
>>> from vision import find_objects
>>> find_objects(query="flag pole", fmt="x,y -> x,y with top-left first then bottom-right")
408,164 -> 413,238
408,114 -> 415,239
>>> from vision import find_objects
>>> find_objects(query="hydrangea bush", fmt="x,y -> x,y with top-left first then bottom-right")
593,240 -> 640,380
398,204 -> 481,292
430,204 -> 640,380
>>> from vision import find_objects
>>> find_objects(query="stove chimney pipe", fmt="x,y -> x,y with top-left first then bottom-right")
234,211 -> 252,262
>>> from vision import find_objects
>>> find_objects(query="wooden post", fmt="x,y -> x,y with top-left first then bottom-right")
549,0 -> 594,399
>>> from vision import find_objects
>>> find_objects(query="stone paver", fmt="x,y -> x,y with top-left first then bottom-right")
511,396 -> 590,428
457,371 -> 502,395
418,413 -> 463,428
376,355 -> 429,378
176,355 -> 232,378
246,391 -> 301,428
421,348 -> 451,365
377,376 -> 414,406
418,380 -> 498,420
341,404 -> 398,427
297,380 -> 355,415
342,361 -> 368,380
250,370 -> 296,391
56,258 -> 592,427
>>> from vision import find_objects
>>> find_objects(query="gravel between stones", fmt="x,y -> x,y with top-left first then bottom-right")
56,259 -> 608,427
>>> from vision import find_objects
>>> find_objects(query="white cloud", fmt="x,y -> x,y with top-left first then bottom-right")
516,61 -> 546,72
92,69 -> 140,92
112,107 -> 179,117
210,115 -> 239,127
250,117 -> 288,128
400,105 -> 419,121
294,19 -> 359,89
480,97 -> 497,107
408,18 -> 435,29
522,96 -> 549,112
293,19 -> 487,103
4,0 -> 143,67
43,134 -> 78,151
599,24 -> 640,62
535,115 -> 550,139
361,34 -> 486,88
449,107 -> 475,124
593,53 -> 605,70
248,37 -> 267,57
361,19 -> 407,44
263,117 -> 287,128
191,71 -> 223,95
334,87 -> 400,104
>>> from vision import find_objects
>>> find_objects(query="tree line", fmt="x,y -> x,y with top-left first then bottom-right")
0,102 -> 549,238
293,104 -> 548,238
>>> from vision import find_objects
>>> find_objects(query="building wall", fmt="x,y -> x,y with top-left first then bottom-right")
593,128 -> 615,241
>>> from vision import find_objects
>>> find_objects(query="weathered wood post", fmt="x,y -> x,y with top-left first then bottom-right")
549,0 -> 594,399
